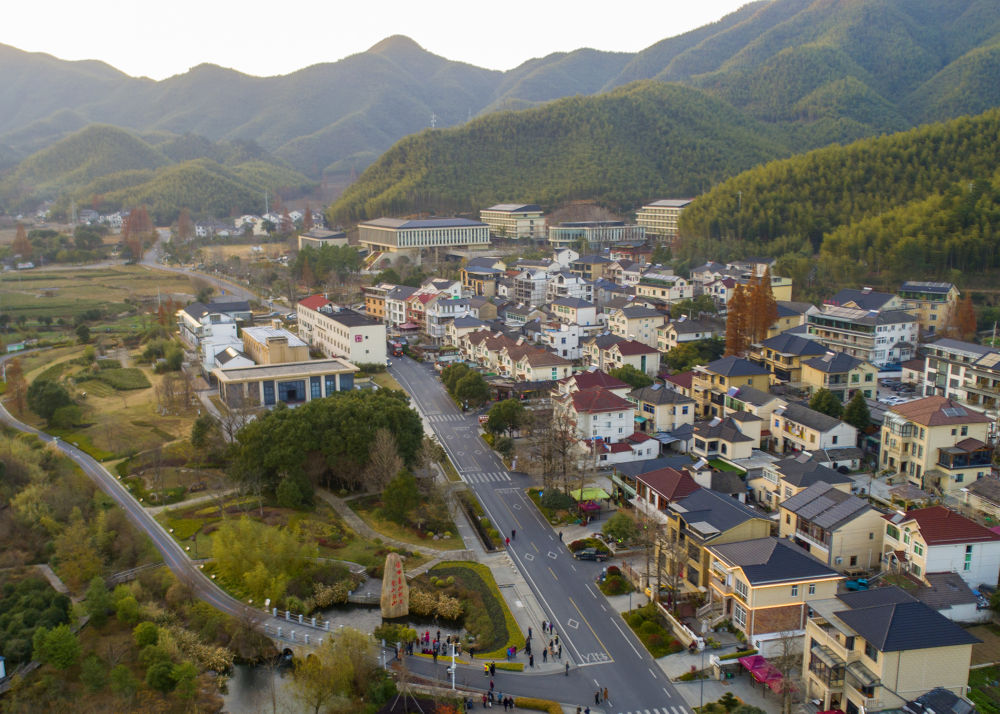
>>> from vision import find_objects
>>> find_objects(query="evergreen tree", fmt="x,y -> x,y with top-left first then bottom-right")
809,388 -> 845,419
843,390 -> 871,431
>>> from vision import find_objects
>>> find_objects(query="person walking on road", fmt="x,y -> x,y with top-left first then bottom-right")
505,536 -> 510,547
565,661 -> 570,676
528,626 -> 532,640
511,529 -> 516,540
490,661 -> 496,676
603,687 -> 609,702
542,648 -> 547,663
594,691 -> 601,706
529,654 -> 534,668
559,531 -> 563,541
558,643 -> 562,659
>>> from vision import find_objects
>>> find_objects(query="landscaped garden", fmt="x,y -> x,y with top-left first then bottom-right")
623,603 -> 685,658
597,565 -> 633,595
348,493 -> 465,550
969,664 -> 1000,713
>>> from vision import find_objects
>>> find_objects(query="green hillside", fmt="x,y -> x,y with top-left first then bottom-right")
329,81 -> 789,224
0,124 -> 314,222
676,108 -> 1000,285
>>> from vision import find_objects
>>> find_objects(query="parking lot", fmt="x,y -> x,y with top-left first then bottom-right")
876,376 -> 920,406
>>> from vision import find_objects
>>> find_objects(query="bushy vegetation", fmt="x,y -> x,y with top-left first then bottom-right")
623,603 -> 684,658
598,565 -> 633,596
0,576 -> 72,666
568,538 -> 610,555
92,367 -> 152,391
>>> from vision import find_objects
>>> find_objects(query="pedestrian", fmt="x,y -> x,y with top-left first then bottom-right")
528,626 -> 532,640
542,649 -> 547,663
484,663 -> 489,676
505,536 -> 510,547
558,644 -> 562,658
585,707 -> 590,714
595,691 -> 601,705
482,694 -> 488,708
541,619 -> 547,633
529,654 -> 534,668
490,662 -> 496,676
559,531 -> 563,541
511,529 -> 516,540
576,708 -> 581,714
436,630 -> 441,642
603,687 -> 608,702
433,651 -> 438,663
525,641 -> 531,656
490,679 -> 495,692
548,638 -> 553,651
565,661 -> 569,676
555,634 -> 559,646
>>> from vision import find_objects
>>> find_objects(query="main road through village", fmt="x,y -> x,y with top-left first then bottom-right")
390,356 -> 692,714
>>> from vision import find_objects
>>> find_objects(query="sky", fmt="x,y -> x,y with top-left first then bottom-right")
2,0 -> 754,80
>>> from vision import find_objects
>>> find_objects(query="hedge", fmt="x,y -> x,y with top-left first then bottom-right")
718,648 -> 757,661
94,367 -> 151,390
429,561 -> 524,657
515,698 -> 562,714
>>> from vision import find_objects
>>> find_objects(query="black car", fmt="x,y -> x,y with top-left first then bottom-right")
573,548 -> 609,562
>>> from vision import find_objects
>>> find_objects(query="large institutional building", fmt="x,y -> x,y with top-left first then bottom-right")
479,204 -> 546,240
357,217 -> 489,258
547,221 -> 646,248
636,199 -> 693,244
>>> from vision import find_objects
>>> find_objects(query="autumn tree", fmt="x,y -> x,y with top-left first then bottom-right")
291,627 -> 379,714
279,209 -> 294,236
302,203 -> 314,232
748,268 -> 780,342
724,284 -> 750,356
5,357 -> 28,414
951,295 -> 977,341
12,223 -> 32,259
177,208 -> 194,241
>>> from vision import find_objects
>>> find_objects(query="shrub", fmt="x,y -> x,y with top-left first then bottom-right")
515,698 -> 562,714
606,565 -> 621,576
94,368 -> 151,390
568,537 -> 610,554
50,405 -> 84,429
639,620 -> 660,635
409,589 -> 436,617
540,489 -> 576,510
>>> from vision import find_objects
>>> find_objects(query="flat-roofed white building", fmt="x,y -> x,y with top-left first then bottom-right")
636,199 -> 693,244
358,217 -> 489,259
479,204 -> 545,240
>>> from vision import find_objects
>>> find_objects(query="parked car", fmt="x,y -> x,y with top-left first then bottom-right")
574,548 -> 609,562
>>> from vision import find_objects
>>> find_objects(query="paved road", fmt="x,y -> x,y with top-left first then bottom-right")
390,357 -> 690,714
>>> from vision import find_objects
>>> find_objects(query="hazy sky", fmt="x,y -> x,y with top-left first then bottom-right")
2,0 -> 754,80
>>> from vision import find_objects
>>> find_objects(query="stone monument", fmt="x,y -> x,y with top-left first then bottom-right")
380,552 -> 409,618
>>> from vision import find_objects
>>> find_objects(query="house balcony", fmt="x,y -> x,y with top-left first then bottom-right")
632,496 -> 671,525
938,447 -> 993,470
794,526 -> 832,554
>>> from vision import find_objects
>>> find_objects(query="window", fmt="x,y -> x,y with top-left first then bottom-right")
310,376 -> 321,400
832,436 -> 838,445
961,425 -> 969,436
808,583 -> 816,595
864,641 -> 879,662
913,543 -> 923,556
786,514 -> 791,525
791,585 -> 799,597
733,603 -> 747,628
849,556 -> 858,566
735,579 -> 749,601
912,563 -> 922,576
886,525 -> 899,540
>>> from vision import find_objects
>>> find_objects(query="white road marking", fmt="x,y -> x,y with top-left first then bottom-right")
648,667 -> 657,679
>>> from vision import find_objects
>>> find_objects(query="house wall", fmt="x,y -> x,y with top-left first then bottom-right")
873,645 -> 973,707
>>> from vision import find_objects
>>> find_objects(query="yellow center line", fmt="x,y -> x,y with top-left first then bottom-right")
500,498 -> 523,529
548,567 -> 558,581
532,543 -> 539,553
568,596 -> 613,661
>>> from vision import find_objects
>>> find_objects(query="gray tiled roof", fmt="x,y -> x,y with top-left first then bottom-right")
833,586 -> 980,652
804,351 -> 864,373
727,385 -> 781,407
759,333 -> 828,357
710,537 -> 839,585
630,385 -> 694,406
776,402 -> 843,433
704,356 -> 770,377
827,288 -> 897,311
614,456 -> 694,478
670,489 -> 766,538
772,454 -> 852,487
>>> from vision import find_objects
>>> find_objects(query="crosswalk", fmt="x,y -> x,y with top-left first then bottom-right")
463,471 -> 510,484
617,707 -> 688,714
426,413 -> 467,423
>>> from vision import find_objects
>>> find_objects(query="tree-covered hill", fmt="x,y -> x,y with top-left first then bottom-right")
676,108 -> 1000,284
0,125 -> 314,222
328,81 -> 790,224
3,0 -> 1000,186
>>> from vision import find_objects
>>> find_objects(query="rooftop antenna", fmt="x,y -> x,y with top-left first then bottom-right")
264,189 -> 269,215
430,113 -> 437,129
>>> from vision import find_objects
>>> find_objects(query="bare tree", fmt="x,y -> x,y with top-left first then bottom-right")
654,527 -> 687,610
772,630 -> 803,714
218,388 -> 259,442
550,411 -> 580,494
364,428 -> 403,492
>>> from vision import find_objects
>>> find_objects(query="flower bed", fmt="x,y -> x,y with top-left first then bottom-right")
623,603 -> 685,658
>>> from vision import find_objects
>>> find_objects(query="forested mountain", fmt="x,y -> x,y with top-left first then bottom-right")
329,82 -> 789,224
0,125 -> 313,222
676,109 -> 1000,286
2,0 -> 999,194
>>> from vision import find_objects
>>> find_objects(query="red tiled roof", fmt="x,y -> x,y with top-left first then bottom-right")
609,443 -> 632,453
894,506 -> 1000,545
564,370 -> 629,391
570,388 -> 634,414
626,431 -> 652,443
664,371 -> 694,390
636,467 -> 701,502
890,396 -> 991,426
612,340 -> 659,356
299,294 -> 331,311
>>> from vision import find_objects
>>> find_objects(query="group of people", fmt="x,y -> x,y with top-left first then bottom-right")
471,692 -> 516,709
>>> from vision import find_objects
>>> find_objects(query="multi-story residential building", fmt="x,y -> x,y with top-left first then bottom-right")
766,301 -> 816,338
569,255 -> 613,281
692,356 -> 771,418
635,272 -> 693,304
545,271 -> 593,303
635,198 -> 693,244
898,282 -> 959,337
548,221 -> 645,249
551,297 -> 598,327
749,453 -> 854,509
705,537 -> 842,654
824,287 -> 903,312
446,316 -> 489,346
722,384 -> 786,427
461,257 -> 506,297
921,338 -> 1000,419
537,321 -> 590,360
602,340 -> 661,377
691,417 -> 756,461
880,396 -> 992,495
384,285 -> 417,327
511,269 -> 549,307
296,295 -> 387,365
779,482 -> 885,573
425,295 -> 470,344
363,283 -> 393,323
608,243 -> 653,266
801,352 -> 878,401
628,385 -> 695,434
772,402 -> 858,455
555,369 -> 631,399
479,203 -> 545,240
882,505 -> 1000,586
553,387 -> 636,444
962,478 -> 1000,523
632,467 -> 701,524
357,217 -> 489,259
581,334 -> 626,372
803,587 -> 980,712
608,305 -> 667,348
657,317 -> 725,351
807,306 -> 919,368
663,489 -> 772,592
749,333 -> 829,385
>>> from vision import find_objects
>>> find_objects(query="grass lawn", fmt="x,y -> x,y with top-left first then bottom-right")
707,459 -> 745,474
439,456 -> 462,483
969,664 -> 1000,713
372,371 -> 404,391
347,496 -> 465,550
969,625 -> 1000,666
